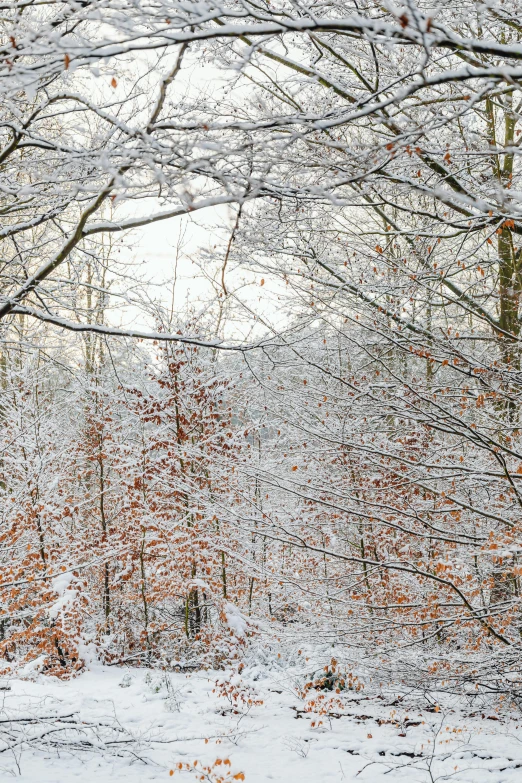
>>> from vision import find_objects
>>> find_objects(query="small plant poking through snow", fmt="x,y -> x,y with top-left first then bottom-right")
302,658 -> 363,694
298,658 -> 363,728
170,759 -> 245,781
119,672 -> 132,688
302,692 -> 345,728
213,674 -> 263,714
144,671 -> 182,711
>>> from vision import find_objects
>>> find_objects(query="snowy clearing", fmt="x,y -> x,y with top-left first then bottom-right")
2,666 -> 522,783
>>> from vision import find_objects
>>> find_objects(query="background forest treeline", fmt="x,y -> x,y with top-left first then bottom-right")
3,0 -> 522,703
2,314 -> 522,700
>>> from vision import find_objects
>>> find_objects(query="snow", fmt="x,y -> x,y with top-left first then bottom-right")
19,655 -> 47,678
2,666 -> 522,782
222,603 -> 249,639
48,572 -> 77,621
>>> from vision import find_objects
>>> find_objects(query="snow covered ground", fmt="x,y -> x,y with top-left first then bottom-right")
3,664 -> 522,782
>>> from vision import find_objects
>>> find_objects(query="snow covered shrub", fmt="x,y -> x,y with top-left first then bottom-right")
302,659 -> 364,694
0,368 -> 88,677
0,568 -> 86,678
213,671 -> 263,714
170,759 -> 245,782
